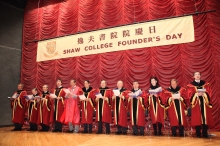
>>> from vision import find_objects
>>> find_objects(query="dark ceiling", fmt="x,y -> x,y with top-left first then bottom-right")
0,0 -> 27,10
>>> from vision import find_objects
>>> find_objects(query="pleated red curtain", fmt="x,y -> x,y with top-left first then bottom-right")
21,0 -> 220,129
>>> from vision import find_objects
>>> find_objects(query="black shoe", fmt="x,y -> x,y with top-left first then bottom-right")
67,130 -> 73,133
122,132 -> 127,135
106,132 -> 110,134
140,133 -> 144,136
88,131 -> 92,134
202,135 -> 209,138
11,128 -> 18,131
132,133 -> 138,136
115,131 -> 122,135
82,131 -> 88,134
52,129 -> 59,132
96,132 -> 102,134
196,135 -> 201,138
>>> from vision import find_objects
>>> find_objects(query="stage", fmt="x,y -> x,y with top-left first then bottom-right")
0,127 -> 219,146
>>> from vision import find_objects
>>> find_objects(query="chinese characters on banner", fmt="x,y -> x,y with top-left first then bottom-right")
37,16 -> 194,62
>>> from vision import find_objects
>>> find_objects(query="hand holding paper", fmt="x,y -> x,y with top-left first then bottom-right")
197,89 -> 206,93
149,87 -> 162,94
95,93 -> 103,99
172,93 -> 180,100
128,92 -> 137,98
113,90 -> 120,96
50,94 -> 57,99
79,95 -> 86,100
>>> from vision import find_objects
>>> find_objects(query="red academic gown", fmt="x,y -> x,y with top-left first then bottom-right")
163,87 -> 188,127
79,87 -> 96,124
11,90 -> 27,124
95,88 -> 113,124
37,92 -> 53,126
146,88 -> 165,125
28,94 -> 40,124
187,81 -> 214,127
127,89 -> 147,127
53,87 -> 66,122
112,88 -> 129,127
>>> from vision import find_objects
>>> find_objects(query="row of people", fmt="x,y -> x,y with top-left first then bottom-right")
10,72 -> 214,138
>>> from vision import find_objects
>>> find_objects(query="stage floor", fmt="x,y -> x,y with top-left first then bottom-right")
0,127 -> 219,146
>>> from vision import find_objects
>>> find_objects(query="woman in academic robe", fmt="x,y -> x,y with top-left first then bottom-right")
146,77 -> 165,136
163,79 -> 188,137
37,85 -> 52,132
11,83 -> 27,131
95,80 -> 113,134
79,80 -> 96,133
127,81 -> 146,136
27,88 -> 40,131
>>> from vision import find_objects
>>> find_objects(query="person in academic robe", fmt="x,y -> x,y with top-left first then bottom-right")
112,80 -> 129,135
27,88 -> 40,131
37,85 -> 52,132
146,77 -> 165,136
187,72 -> 214,138
95,80 -> 113,134
52,79 -> 66,132
10,83 -> 27,131
79,80 -> 96,133
127,81 -> 146,136
61,79 -> 81,133
163,79 -> 188,137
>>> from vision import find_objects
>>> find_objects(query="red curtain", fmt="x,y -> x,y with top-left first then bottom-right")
21,0 -> 220,130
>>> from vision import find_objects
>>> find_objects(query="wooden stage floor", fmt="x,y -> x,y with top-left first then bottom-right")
0,127 -> 219,146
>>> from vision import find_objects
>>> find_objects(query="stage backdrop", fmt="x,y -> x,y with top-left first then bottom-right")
21,0 -> 220,129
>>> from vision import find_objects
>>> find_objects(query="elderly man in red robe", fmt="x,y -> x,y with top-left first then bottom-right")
27,88 -> 40,131
128,81 -> 146,136
52,79 -> 66,132
61,79 -> 81,133
95,80 -> 113,134
37,85 -> 52,132
163,79 -> 188,137
10,83 -> 27,131
112,80 -> 129,135
187,72 -> 214,138
79,80 -> 96,133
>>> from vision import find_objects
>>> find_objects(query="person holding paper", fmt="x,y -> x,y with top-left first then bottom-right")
10,83 -> 27,131
52,79 -> 66,132
95,80 -> 113,134
37,85 -> 52,132
79,80 -> 96,133
163,79 -> 188,137
27,88 -> 40,131
61,79 -> 81,133
187,72 -> 214,138
128,81 -> 146,136
146,77 -> 165,136
112,80 -> 128,135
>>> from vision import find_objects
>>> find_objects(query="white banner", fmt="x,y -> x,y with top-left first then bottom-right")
37,16 -> 194,62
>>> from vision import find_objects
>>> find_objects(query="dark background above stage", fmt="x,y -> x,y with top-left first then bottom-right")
21,0 -> 220,129
0,2 -> 24,126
